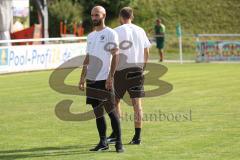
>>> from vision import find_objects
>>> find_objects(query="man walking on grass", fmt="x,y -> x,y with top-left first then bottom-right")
155,19 -> 165,62
107,7 -> 151,145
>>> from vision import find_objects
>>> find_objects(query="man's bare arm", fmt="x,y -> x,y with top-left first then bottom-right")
105,48 -> 119,90
109,48 -> 119,78
79,55 -> 89,90
143,47 -> 149,70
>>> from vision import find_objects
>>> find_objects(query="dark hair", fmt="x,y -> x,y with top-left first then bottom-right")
119,7 -> 134,20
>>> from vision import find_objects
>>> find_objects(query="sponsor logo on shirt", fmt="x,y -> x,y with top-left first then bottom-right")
100,35 -> 105,42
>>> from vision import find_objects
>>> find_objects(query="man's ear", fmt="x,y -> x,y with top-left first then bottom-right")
103,13 -> 106,19
131,15 -> 134,21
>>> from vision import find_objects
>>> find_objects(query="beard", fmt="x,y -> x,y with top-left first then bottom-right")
92,19 -> 102,26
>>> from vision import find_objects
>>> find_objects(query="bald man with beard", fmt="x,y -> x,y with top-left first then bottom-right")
79,6 -> 124,152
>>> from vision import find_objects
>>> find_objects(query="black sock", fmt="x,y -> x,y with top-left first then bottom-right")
92,104 -> 107,144
96,117 -> 107,144
134,128 -> 141,140
109,131 -> 115,138
108,111 -> 122,142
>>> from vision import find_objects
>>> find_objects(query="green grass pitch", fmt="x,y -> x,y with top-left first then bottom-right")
0,63 -> 239,160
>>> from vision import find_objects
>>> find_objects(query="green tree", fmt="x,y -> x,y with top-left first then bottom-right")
77,0 -> 131,32
48,0 -> 83,37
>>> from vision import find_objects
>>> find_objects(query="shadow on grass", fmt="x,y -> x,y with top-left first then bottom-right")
0,144 -> 115,160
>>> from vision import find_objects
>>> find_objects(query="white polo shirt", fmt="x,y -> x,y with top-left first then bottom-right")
114,24 -> 151,70
86,27 -> 119,81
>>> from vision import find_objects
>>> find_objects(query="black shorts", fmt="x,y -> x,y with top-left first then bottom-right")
86,80 -> 115,106
114,67 -> 145,99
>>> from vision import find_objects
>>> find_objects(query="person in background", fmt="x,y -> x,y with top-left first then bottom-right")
154,19 -> 165,62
